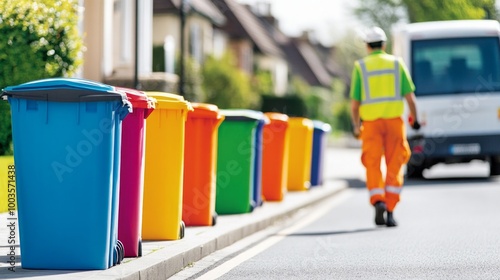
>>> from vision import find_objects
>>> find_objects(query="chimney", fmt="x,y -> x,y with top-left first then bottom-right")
300,29 -> 318,44
256,1 -> 271,16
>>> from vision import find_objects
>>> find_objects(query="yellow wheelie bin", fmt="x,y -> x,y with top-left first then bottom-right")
287,117 -> 314,191
142,92 -> 192,240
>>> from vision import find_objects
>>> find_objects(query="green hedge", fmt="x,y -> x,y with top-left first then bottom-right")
260,95 -> 308,117
0,0 -> 83,155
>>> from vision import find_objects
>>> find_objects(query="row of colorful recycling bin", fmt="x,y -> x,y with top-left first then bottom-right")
0,78 -> 331,270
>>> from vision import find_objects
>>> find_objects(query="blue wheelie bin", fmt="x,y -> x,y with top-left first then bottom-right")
310,120 -> 331,186
251,111 -> 269,208
1,78 -> 131,270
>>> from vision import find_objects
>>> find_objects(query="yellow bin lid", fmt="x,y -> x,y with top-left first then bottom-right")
145,91 -> 193,111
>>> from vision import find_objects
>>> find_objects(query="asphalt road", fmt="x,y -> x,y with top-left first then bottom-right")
177,147 -> 500,280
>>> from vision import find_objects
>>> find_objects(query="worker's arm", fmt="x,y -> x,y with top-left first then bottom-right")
349,62 -> 362,138
351,100 -> 361,137
404,92 -> 420,129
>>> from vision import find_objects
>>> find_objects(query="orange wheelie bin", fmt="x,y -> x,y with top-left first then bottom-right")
262,113 -> 290,201
182,103 -> 224,226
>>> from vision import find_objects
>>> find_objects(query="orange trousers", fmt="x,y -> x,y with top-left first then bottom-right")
360,117 -> 411,212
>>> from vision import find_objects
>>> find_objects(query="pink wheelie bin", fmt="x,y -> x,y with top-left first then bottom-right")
116,87 -> 155,257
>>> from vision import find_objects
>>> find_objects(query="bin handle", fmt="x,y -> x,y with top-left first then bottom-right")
118,99 -> 133,120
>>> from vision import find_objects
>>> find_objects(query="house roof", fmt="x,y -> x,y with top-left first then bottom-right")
212,0 -> 283,58
313,44 -> 346,80
153,0 -> 226,26
281,38 -> 332,88
295,41 -> 333,87
256,13 -> 333,88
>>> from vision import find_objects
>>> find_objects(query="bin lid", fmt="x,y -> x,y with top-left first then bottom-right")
220,109 -> 268,122
115,87 -> 155,109
189,103 -> 224,119
289,117 -> 314,128
145,91 -> 192,111
264,112 -> 289,123
312,120 -> 332,132
1,78 -> 125,102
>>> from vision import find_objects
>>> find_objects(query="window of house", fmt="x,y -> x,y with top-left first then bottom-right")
189,23 -> 202,63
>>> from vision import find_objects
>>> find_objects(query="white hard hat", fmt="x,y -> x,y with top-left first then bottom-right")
364,27 -> 387,43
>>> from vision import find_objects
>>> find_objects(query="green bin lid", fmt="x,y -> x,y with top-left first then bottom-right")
220,109 -> 266,122
1,78 -> 125,102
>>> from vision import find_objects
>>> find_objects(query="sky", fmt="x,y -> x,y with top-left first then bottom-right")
236,0 -> 363,46
237,0 -> 500,46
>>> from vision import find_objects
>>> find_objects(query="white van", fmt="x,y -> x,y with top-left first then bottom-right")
392,20 -> 500,178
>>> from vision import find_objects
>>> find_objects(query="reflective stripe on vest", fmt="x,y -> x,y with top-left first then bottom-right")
358,59 -> 401,105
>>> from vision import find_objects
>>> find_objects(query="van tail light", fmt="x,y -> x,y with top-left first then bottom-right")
412,145 -> 424,154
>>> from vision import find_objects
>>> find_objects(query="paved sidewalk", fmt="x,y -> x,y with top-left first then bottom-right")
0,179 -> 347,280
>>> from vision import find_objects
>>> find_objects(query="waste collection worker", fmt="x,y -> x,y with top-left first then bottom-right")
350,27 -> 420,227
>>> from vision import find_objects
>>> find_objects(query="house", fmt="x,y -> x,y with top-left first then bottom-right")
152,0 -> 227,70
211,0 -> 288,96
81,0 -> 226,92
253,4 -> 335,91
81,0 -> 155,84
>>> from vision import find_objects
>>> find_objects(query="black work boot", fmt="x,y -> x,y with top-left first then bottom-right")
386,212 -> 397,227
374,201 -> 386,226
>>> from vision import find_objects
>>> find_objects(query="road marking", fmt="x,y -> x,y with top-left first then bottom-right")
195,190 -> 353,280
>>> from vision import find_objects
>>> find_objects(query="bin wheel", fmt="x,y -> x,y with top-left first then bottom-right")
138,239 -> 143,257
113,246 -> 119,266
117,240 -> 125,264
179,221 -> 185,239
212,212 -> 218,226
112,240 -> 124,266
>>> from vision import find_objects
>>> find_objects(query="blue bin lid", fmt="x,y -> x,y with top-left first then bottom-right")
312,120 -> 332,132
220,109 -> 269,123
1,78 -> 125,102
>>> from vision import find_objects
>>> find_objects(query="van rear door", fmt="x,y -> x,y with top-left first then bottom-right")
409,36 -> 500,138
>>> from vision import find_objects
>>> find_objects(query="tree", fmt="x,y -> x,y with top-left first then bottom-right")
403,0 -> 497,22
354,0 -> 498,28
201,53 -> 259,109
0,0 -> 83,155
354,0 -> 407,36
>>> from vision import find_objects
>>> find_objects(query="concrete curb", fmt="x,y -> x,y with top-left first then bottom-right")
0,180 -> 348,279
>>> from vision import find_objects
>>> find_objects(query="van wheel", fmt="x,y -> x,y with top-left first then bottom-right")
489,156 -> 500,176
406,162 -> 424,179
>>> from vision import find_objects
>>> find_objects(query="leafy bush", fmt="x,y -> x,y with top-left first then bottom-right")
252,69 -> 274,96
0,0 -> 83,155
201,53 -> 259,109
332,100 -> 352,133
260,95 -> 308,117
152,45 -> 204,102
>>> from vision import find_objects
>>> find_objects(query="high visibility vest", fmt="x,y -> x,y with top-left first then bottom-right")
357,54 -> 404,121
